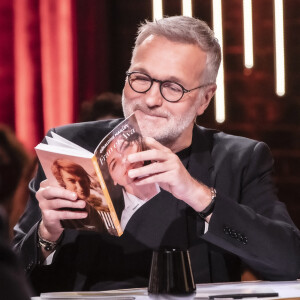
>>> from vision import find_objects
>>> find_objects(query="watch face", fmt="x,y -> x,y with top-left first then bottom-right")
38,238 -> 56,251
38,228 -> 64,251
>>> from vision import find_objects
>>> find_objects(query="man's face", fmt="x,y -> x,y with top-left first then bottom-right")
122,35 -> 209,150
106,138 -> 143,187
60,169 -> 90,200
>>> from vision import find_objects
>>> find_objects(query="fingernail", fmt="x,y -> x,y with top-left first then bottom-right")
128,170 -> 133,177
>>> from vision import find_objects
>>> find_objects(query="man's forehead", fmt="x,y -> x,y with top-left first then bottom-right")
142,34 -> 156,44
132,35 -> 207,84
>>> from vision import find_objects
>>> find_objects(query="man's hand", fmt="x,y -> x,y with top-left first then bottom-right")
127,137 -> 212,215
36,180 -> 87,242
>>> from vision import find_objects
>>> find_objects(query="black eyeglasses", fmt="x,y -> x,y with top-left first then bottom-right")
126,71 -> 212,103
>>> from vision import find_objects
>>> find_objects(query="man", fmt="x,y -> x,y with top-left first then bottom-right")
13,16 -> 300,294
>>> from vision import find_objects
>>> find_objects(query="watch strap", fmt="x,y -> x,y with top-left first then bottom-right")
38,227 -> 63,252
198,187 -> 217,219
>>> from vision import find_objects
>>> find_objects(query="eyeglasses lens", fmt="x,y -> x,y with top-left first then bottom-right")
128,72 -> 183,102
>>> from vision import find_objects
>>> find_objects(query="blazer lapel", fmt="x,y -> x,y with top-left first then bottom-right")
188,125 -> 215,188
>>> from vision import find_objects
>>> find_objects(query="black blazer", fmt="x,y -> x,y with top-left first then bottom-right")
13,119 -> 300,294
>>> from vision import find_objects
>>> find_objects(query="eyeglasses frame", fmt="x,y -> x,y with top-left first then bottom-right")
126,71 -> 213,103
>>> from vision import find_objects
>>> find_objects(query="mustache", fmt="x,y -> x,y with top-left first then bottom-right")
130,102 -> 170,118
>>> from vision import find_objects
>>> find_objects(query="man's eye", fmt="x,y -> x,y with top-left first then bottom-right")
163,82 -> 182,93
134,75 -> 151,82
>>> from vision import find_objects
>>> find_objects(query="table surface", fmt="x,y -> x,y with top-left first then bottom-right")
31,280 -> 300,300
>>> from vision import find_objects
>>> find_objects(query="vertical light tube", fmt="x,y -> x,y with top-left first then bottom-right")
212,0 -> 225,123
243,0 -> 254,68
274,0 -> 285,96
182,0 -> 192,17
152,0 -> 163,21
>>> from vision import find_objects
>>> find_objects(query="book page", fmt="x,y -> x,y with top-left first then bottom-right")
36,142 -> 92,159
50,131 -> 91,153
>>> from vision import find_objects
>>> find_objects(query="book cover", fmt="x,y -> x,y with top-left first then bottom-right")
35,113 -> 160,236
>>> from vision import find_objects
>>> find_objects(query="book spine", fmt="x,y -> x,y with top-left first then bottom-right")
91,156 -> 123,236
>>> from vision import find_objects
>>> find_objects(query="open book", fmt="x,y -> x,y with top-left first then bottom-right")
35,113 -> 160,236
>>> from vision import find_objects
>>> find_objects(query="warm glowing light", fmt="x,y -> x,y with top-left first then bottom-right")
182,0 -> 192,17
152,0 -> 163,21
243,0 -> 254,68
274,0 -> 285,96
212,0 -> 225,123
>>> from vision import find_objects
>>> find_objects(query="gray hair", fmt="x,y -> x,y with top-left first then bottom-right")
132,16 -> 221,83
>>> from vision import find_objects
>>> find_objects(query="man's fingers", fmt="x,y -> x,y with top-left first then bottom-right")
40,179 -> 49,188
42,198 -> 86,211
143,136 -> 169,150
128,161 -> 165,179
127,148 -> 170,163
133,172 -> 168,187
40,186 -> 78,201
54,209 -> 88,220
43,209 -> 88,222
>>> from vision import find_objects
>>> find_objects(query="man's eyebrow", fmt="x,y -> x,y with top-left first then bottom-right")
167,75 -> 186,85
131,67 -> 184,85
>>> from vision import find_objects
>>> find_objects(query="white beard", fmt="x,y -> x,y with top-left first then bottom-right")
122,92 -> 198,147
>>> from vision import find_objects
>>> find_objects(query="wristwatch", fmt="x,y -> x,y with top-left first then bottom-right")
37,227 -> 63,252
197,187 -> 217,219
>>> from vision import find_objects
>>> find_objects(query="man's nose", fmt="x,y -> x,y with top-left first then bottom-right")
144,82 -> 163,107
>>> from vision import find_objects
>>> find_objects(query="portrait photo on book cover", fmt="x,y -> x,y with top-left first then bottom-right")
36,150 -> 118,235
95,115 -> 160,230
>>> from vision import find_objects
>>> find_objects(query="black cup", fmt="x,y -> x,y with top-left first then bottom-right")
148,248 -> 196,295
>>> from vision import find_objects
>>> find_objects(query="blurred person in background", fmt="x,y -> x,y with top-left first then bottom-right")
0,124 -> 36,236
78,92 -> 123,122
0,124 -> 32,299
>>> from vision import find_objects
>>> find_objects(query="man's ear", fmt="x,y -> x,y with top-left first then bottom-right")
196,84 -> 217,116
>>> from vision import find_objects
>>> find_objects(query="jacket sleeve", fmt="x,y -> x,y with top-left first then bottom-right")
202,141 -> 300,280
13,163 -> 45,273
13,127 -> 55,273
12,121 -> 112,275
